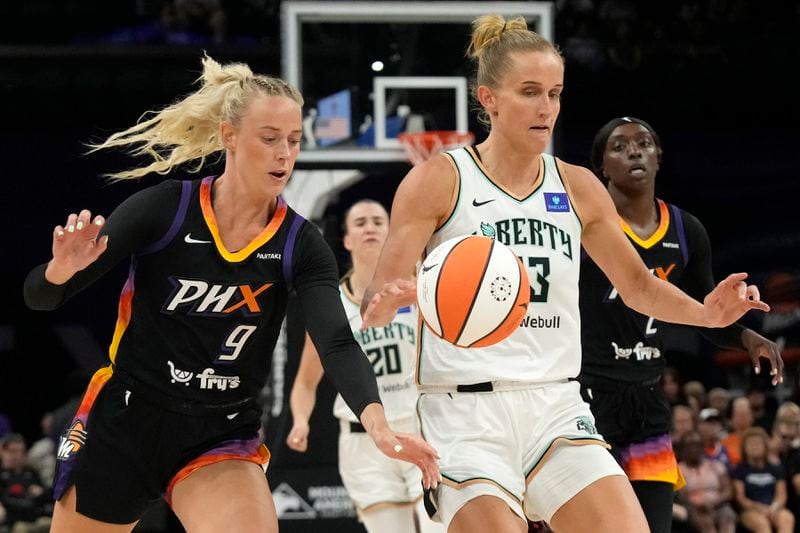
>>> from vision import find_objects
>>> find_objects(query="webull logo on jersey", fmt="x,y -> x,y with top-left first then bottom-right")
164,278 -> 273,316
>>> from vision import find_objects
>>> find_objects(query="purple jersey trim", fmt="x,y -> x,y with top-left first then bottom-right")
669,203 -> 689,267
140,180 -> 193,255
282,211 -> 306,291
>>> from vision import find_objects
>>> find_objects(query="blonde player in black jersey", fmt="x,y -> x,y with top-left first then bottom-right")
578,116 -> 783,533
287,199 -> 443,533
23,56 -> 438,533
361,14 -> 771,533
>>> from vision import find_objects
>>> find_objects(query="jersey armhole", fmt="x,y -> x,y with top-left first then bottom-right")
553,157 -> 585,229
433,151 -> 461,233
281,213 -> 307,292
668,204 -> 689,267
139,180 -> 193,255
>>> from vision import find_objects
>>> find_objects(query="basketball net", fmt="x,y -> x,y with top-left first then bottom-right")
398,130 -> 475,166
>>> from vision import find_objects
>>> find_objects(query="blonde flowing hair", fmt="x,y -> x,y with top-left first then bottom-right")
90,54 -> 303,181
467,15 -> 561,128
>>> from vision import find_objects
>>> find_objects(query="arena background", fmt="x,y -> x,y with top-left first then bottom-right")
2,1 -> 799,531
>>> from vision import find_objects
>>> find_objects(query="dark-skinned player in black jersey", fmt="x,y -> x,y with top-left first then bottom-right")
578,116 -> 784,533
23,55 -> 439,533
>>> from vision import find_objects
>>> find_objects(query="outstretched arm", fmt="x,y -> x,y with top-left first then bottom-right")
292,225 -> 440,487
565,162 -> 769,328
361,155 -> 457,328
678,210 -> 783,383
286,332 -> 325,452
24,180 -> 182,310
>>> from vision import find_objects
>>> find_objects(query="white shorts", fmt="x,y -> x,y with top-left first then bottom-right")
418,380 -> 625,528
338,416 -> 423,511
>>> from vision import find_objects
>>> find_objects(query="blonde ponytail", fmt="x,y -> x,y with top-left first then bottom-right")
90,54 -> 303,181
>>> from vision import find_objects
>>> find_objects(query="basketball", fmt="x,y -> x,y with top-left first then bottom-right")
416,235 -> 530,348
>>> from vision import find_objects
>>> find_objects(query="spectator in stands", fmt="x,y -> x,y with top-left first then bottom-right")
770,419 -> 800,466
678,431 -> 736,533
699,408 -> 733,471
709,387 -> 733,421
685,381 -> 708,419
663,366 -> 687,407
749,386 -> 777,432
25,415 -> 55,490
0,434 -> 52,533
723,397 -> 755,466
673,405 -> 696,447
734,427 -> 794,533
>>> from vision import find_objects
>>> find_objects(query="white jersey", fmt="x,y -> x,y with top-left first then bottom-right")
418,147 -> 583,386
333,278 -> 419,422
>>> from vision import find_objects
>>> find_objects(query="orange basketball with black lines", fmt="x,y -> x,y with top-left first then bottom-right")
416,235 -> 529,348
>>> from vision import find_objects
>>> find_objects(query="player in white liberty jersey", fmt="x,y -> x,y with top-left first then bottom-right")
362,14 -> 771,533
288,200 -> 444,533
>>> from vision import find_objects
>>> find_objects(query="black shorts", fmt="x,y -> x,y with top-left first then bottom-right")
577,374 -> 672,448
53,367 -> 268,524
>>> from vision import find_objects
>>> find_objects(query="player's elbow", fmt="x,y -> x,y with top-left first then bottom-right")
615,269 -> 656,315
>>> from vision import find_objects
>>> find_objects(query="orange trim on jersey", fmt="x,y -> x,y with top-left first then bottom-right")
199,177 -> 288,263
165,443 -> 270,504
109,276 -> 134,364
464,147 -> 544,202
619,199 -> 670,249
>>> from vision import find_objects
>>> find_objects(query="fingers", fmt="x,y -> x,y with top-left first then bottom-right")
76,209 -> 92,232
721,272 -> 748,286
65,213 -> 78,233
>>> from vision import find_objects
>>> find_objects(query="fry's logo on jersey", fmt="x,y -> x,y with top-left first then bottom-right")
164,278 -> 274,316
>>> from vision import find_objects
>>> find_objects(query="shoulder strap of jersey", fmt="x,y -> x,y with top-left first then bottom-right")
140,179 -> 194,255
282,210 -> 307,292
668,203 -> 689,267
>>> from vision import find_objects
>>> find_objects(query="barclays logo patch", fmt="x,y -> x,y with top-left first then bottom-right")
544,192 -> 570,213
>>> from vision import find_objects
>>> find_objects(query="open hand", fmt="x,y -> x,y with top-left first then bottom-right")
47,209 -> 108,284
372,430 -> 441,490
703,273 -> 769,328
361,279 -> 416,329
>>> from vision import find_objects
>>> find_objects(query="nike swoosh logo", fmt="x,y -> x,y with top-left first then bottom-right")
421,263 -> 438,273
472,198 -> 496,207
184,233 -> 212,244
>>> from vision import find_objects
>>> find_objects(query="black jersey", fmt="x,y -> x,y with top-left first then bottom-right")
579,199 -> 743,384
25,176 -> 381,416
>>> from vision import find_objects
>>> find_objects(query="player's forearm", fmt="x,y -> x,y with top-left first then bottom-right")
289,383 -> 317,425
621,276 -> 709,327
358,402 -> 392,437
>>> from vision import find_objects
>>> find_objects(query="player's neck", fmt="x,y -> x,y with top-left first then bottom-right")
608,186 -> 657,228
348,262 -> 377,301
212,174 -> 277,227
475,140 -> 542,192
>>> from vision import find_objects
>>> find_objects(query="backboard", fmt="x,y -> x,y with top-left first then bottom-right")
281,1 -> 554,166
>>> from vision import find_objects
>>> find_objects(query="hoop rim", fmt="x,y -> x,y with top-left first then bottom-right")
397,130 -> 475,165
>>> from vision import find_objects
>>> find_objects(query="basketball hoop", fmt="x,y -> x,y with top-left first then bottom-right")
398,130 -> 475,166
